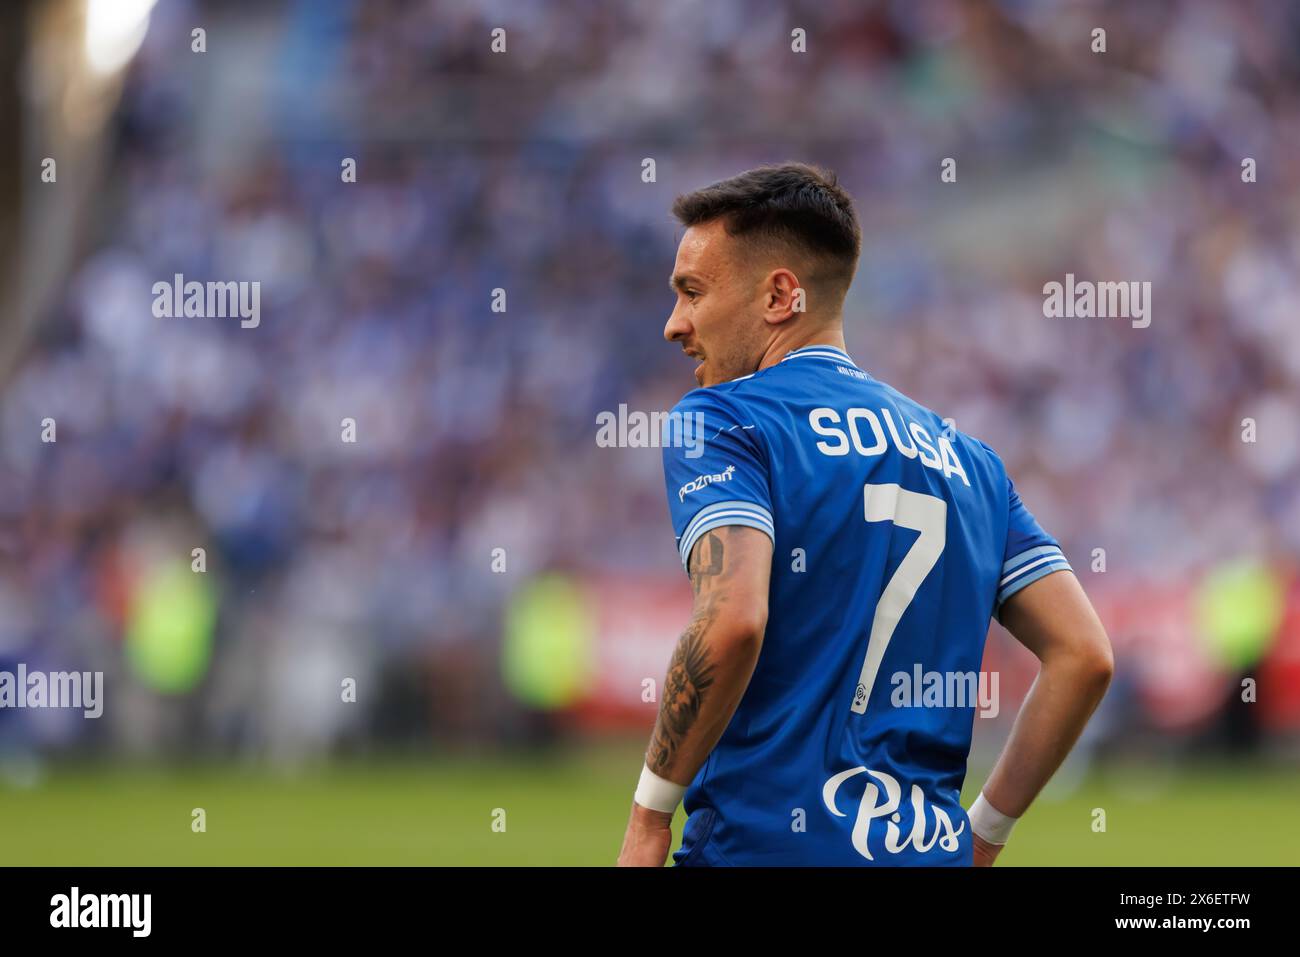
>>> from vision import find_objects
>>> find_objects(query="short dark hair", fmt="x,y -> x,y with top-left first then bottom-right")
671,162 -> 861,289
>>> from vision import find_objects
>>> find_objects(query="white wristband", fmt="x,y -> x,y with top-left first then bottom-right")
968,792 -> 1018,845
634,763 -> 686,813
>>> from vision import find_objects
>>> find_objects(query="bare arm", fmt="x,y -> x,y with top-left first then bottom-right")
972,568 -> 1114,864
617,524 -> 772,866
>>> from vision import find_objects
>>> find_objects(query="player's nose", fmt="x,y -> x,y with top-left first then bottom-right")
664,304 -> 690,343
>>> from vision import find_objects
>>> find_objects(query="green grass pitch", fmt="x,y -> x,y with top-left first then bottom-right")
0,739 -> 1294,865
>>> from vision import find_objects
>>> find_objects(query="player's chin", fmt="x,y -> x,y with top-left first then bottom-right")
693,362 -> 706,386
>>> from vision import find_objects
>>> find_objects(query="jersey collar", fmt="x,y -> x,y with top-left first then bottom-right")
780,344 -> 861,368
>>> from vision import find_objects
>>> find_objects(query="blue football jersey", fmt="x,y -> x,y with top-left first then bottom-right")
660,344 -> 1071,866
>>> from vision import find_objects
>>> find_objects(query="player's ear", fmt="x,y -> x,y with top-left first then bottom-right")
763,269 -> 800,322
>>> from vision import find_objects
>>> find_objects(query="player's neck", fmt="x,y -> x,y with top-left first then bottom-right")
756,327 -> 848,372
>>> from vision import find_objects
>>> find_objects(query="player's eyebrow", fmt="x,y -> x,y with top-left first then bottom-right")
670,273 -> 701,293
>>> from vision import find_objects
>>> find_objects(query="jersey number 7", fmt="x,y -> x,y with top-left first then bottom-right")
850,484 -> 947,715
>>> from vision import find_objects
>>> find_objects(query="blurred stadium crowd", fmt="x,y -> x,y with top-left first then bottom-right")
2,0 -> 1299,765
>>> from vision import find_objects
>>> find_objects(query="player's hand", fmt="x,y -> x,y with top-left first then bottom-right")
617,802 -> 674,867
971,833 -> 1004,866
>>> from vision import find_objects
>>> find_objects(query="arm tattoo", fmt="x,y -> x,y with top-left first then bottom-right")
647,613 -> 717,773
688,530 -> 725,596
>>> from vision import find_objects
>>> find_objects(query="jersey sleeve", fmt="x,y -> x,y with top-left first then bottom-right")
662,389 -> 774,573
997,474 -> 1072,612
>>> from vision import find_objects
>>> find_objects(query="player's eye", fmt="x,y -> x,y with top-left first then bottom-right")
685,289 -> 700,301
